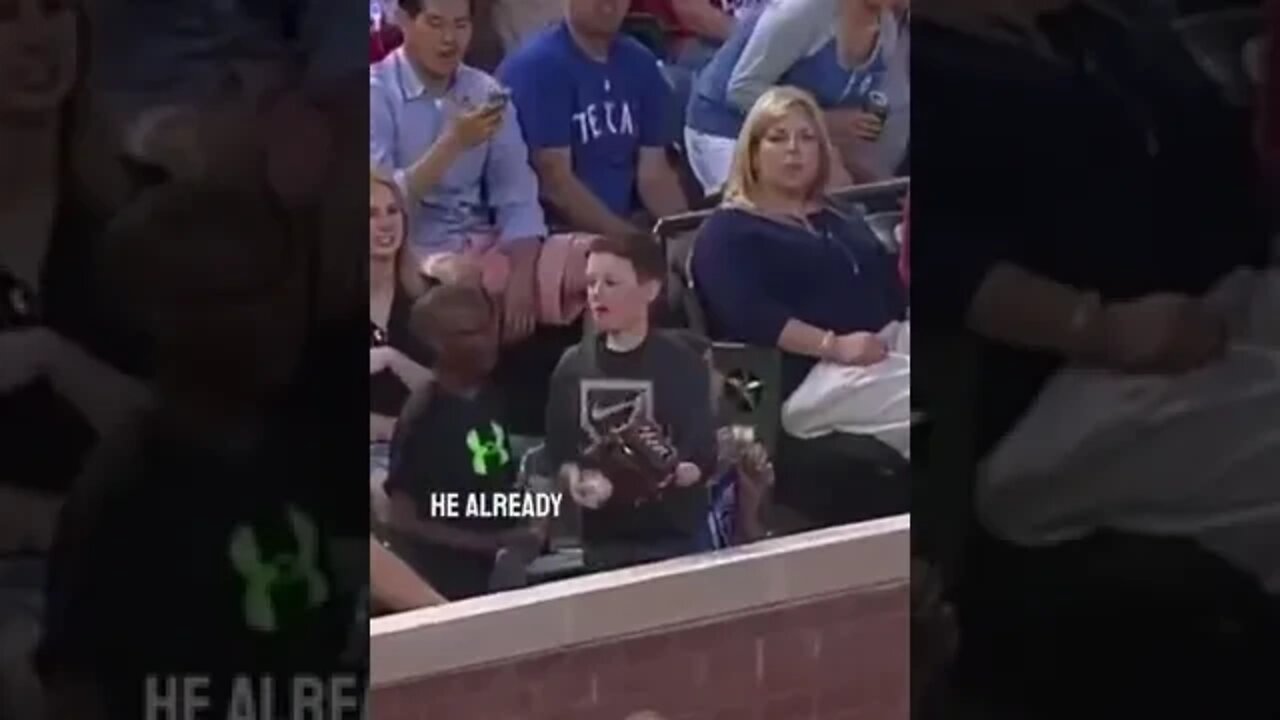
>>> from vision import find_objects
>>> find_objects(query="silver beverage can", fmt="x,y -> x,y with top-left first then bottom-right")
865,90 -> 890,122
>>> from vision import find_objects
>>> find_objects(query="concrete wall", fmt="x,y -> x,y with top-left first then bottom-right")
371,516 -> 910,720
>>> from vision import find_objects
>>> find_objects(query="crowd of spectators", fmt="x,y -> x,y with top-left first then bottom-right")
2,0 -> 370,717
367,0 -> 913,606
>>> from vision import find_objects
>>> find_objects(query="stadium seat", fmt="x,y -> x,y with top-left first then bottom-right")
864,210 -> 903,254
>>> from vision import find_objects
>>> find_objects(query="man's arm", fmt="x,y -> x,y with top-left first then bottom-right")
485,94 -> 549,247
369,76 -> 466,202
632,49 -> 687,221
531,149 -> 640,235
636,147 -> 689,221
724,0 -> 831,113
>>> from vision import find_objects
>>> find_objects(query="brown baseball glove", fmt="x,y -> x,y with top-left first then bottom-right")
582,417 -> 680,506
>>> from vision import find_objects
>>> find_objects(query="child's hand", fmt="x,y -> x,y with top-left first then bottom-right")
673,462 -> 702,487
565,464 -> 613,509
735,442 -> 774,512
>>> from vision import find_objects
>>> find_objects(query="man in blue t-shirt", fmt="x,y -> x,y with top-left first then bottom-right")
497,0 -> 688,236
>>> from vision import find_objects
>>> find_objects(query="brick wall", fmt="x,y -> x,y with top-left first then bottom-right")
371,582 -> 907,720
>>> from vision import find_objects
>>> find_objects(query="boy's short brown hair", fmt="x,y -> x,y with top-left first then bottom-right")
587,232 -> 666,284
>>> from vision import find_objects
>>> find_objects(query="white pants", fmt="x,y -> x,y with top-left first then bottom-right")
782,322 -> 912,457
980,268 -> 1280,591
683,127 -> 738,196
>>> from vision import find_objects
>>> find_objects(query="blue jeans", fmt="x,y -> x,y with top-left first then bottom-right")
662,41 -> 720,144
369,441 -> 390,476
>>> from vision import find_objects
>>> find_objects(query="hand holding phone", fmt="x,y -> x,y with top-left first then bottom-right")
443,97 -> 505,149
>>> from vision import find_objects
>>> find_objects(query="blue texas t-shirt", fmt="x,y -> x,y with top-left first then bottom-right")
498,22 -> 676,219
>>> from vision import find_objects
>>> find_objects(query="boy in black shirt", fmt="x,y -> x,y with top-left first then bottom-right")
546,234 -> 717,572
383,285 -> 543,600
35,184 -> 366,720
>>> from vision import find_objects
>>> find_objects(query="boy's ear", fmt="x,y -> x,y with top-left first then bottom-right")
641,278 -> 662,305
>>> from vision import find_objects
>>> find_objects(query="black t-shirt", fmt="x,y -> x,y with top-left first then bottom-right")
36,406 -> 366,720
383,381 -> 519,598
369,283 -> 433,418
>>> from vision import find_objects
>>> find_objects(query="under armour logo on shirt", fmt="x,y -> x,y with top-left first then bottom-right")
228,505 -> 330,634
465,422 -> 511,476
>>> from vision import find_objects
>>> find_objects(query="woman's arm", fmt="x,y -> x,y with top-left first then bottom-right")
370,413 -> 396,443
381,345 -> 432,389
20,329 -> 150,437
776,319 -> 845,359
370,537 -> 447,611
966,263 -> 1104,361
967,263 -> 1225,373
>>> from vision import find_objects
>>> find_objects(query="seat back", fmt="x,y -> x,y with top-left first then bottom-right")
711,343 -> 784,456
865,210 -> 904,253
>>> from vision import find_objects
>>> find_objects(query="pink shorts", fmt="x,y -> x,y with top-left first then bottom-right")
426,232 -> 595,326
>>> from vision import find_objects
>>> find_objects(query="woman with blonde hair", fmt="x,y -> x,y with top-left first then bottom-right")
692,86 -> 909,525
369,169 -> 432,452
693,86 -> 906,397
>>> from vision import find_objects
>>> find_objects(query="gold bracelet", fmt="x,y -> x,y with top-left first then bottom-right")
1068,292 -> 1104,361
818,330 -> 835,360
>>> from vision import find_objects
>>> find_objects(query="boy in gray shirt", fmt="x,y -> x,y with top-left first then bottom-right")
545,234 -> 716,571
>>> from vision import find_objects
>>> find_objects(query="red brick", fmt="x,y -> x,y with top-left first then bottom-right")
519,650 -> 596,712
464,682 -> 539,719
820,614 -> 908,665
814,678 -> 872,716
702,633 -> 761,693
711,703 -> 762,720
761,690 -> 817,720
761,628 -> 823,692
374,583 -> 909,720
366,687 -> 407,720
596,646 -> 705,700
